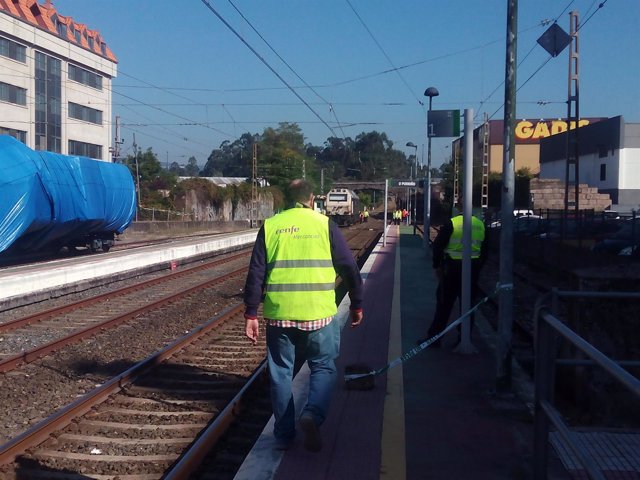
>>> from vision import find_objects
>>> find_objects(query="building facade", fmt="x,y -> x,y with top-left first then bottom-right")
539,116 -> 640,209
0,0 -> 116,160
452,118 -> 604,175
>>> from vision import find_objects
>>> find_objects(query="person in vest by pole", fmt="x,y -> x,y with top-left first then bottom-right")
417,198 -> 487,348
243,179 -> 364,452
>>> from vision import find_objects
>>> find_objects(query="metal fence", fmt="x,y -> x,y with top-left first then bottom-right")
534,289 -> 640,479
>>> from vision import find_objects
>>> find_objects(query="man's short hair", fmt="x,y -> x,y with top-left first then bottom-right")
287,179 -> 314,204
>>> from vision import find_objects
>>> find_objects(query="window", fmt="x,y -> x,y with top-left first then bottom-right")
0,126 -> 27,143
35,51 -> 62,153
68,102 -> 103,125
328,194 -> 348,202
0,36 -> 27,63
600,164 -> 606,182
0,81 -> 27,105
53,15 -> 67,38
598,145 -> 609,158
68,64 -> 102,90
69,139 -> 102,159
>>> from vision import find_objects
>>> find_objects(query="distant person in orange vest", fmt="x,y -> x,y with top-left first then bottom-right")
402,208 -> 408,225
359,211 -> 364,223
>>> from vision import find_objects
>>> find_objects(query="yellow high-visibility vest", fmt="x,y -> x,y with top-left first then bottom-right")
263,206 -> 337,320
445,215 -> 485,259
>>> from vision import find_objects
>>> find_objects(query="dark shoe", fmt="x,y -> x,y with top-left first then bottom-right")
299,413 -> 322,452
274,436 -> 294,451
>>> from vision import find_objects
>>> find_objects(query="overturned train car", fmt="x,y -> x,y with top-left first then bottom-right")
0,135 -> 136,255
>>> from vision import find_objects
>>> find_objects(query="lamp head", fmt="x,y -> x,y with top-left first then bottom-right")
424,87 -> 439,98
406,141 -> 417,148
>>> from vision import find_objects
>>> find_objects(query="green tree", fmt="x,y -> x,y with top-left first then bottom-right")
183,156 -> 200,177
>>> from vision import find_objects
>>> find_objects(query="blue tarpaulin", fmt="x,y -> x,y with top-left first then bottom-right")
0,135 -> 136,253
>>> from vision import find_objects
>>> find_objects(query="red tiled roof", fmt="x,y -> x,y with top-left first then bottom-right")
0,0 -> 117,63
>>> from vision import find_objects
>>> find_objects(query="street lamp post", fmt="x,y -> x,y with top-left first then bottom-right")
424,86 -> 439,246
406,141 -> 418,233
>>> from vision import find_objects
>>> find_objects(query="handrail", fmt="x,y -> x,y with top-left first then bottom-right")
533,290 -> 640,480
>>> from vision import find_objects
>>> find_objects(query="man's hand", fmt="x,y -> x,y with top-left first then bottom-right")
349,309 -> 363,328
245,317 -> 259,344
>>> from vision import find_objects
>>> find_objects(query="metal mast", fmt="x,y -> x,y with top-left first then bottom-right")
251,143 -> 258,228
481,113 -> 490,210
564,11 -> 580,214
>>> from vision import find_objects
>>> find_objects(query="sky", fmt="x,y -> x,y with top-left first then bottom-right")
51,0 -> 640,171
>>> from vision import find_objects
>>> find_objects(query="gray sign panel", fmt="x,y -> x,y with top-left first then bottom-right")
427,110 -> 461,137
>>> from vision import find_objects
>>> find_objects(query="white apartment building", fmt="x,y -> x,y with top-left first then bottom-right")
0,0 -> 117,160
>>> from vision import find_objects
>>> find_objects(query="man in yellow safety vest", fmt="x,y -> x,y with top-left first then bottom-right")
244,179 -> 364,452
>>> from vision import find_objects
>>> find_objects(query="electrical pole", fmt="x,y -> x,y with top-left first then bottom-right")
497,0 -> 518,392
110,116 -> 123,163
132,133 -> 141,222
251,143 -> 258,228
564,11 -> 580,216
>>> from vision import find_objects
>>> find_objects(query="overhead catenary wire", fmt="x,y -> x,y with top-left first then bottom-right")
480,0 -> 608,122
199,0 -> 338,139
225,0 -> 348,140
345,0 -> 425,111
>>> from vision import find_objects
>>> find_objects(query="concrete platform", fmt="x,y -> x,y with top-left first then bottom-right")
0,230 -> 257,309
233,225 -> 572,480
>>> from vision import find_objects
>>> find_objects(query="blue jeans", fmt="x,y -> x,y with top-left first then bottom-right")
266,319 -> 340,441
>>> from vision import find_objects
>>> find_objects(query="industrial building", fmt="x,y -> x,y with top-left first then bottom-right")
0,0 -> 117,160
539,116 -> 640,211
452,117 -> 604,175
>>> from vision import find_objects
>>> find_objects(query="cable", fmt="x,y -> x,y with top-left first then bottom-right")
225,0 -> 348,140
199,0 -> 337,138
345,0 -> 424,110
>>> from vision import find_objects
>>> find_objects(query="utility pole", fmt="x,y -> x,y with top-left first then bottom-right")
251,143 -> 258,228
564,11 -> 580,216
110,116 -> 123,163
497,0 -> 518,392
132,133 -> 141,222
481,113 -> 490,210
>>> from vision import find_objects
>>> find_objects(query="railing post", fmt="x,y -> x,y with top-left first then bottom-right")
534,310 -> 555,479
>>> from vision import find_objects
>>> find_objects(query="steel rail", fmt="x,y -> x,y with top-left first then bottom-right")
164,361 -> 268,479
0,303 -> 245,465
0,265 -> 248,373
0,250 -> 249,334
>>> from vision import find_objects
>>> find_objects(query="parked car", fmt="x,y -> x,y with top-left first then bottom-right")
591,218 -> 640,255
513,215 -> 547,236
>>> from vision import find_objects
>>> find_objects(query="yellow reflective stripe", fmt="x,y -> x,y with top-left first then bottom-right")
265,283 -> 336,292
267,259 -> 334,270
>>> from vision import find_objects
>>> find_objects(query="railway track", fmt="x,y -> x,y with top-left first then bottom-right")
0,251 -> 251,373
0,304 -> 268,479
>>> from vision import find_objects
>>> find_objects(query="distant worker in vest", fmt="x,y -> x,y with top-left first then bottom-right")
417,197 -> 487,347
363,209 -> 369,223
243,179 -> 364,452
